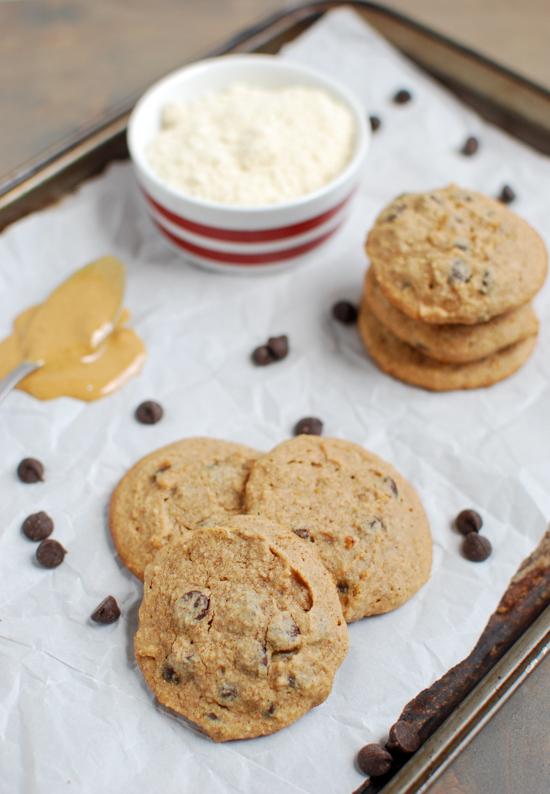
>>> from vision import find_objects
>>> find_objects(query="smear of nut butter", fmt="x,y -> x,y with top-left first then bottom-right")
0,256 -> 145,401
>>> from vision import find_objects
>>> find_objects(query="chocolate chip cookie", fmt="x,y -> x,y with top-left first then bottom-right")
134,515 -> 348,741
110,438 -> 260,579
366,185 -> 547,325
245,436 -> 432,622
363,267 -> 539,363
358,305 -> 537,391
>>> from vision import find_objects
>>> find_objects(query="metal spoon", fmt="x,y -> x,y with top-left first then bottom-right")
0,361 -> 41,403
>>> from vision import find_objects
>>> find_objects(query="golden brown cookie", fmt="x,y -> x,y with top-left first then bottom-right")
363,267 -> 539,364
358,305 -> 537,391
110,437 -> 260,579
245,436 -> 432,623
134,515 -> 348,742
366,185 -> 547,325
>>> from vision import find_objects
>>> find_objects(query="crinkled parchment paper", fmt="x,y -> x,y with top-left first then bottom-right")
1,9 -> 549,794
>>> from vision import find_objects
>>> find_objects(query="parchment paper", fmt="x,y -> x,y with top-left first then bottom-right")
1,9 -> 549,794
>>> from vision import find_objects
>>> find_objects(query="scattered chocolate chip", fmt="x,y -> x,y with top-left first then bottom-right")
332,300 -> 358,325
386,721 -> 421,756
251,345 -> 274,366
293,528 -> 310,540
17,458 -> 44,483
294,417 -> 323,436
336,581 -> 349,594
463,533 -> 492,562
384,476 -> 399,497
264,703 -> 276,717
498,184 -> 516,204
449,259 -> 471,283
267,335 -> 289,361
219,683 -> 238,701
135,400 -> 163,425
357,744 -> 393,777
36,538 -> 66,568
207,712 -> 219,721
455,509 -> 483,535
162,664 -> 180,684
176,590 -> 210,622
91,595 -> 121,624
393,88 -> 412,104
460,136 -> 479,156
288,675 -> 297,688
21,511 -> 53,541
369,114 -> 381,132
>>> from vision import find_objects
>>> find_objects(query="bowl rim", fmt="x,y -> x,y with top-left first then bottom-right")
127,53 -> 370,215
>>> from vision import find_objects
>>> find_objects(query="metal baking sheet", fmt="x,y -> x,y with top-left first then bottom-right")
1,4 -> 549,792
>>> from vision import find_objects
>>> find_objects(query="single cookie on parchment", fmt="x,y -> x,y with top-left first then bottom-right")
109,437 -> 260,579
245,435 -> 432,623
363,267 -> 539,364
358,305 -> 537,391
366,185 -> 547,325
134,515 -> 348,742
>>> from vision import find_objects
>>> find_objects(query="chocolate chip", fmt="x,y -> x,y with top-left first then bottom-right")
449,259 -> 471,283
369,517 -> 385,533
267,335 -> 289,361
251,345 -> 274,366
264,703 -> 276,717
162,664 -> 180,684
332,300 -> 358,325
219,683 -> 238,701
384,476 -> 398,497
176,590 -> 210,623
393,88 -> 412,104
135,400 -> 163,424
455,509 -> 483,535
21,511 -> 53,541
17,458 -> 44,483
293,528 -> 310,540
454,240 -> 469,251
460,136 -> 479,156
479,268 -> 493,294
498,184 -> 516,204
207,712 -> 219,720
336,581 -> 349,593
369,114 -> 381,132
36,538 -> 66,568
463,533 -> 492,562
288,675 -> 297,688
90,596 -> 121,624
294,417 -> 323,436
357,744 -> 393,777
386,721 -> 421,756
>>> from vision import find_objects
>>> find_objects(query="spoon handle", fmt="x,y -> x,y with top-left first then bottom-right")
0,361 -> 40,403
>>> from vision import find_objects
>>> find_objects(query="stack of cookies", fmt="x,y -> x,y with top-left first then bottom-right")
110,435 -> 432,741
359,185 -> 547,390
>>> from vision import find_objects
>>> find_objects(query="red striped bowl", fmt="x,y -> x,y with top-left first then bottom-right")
128,55 -> 369,274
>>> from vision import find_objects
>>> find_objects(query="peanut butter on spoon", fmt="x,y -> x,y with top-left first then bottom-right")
0,257 -> 145,401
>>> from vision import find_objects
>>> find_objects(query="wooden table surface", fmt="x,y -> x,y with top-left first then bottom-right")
1,2 -> 549,793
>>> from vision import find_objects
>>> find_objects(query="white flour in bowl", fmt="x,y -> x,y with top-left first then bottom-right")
146,82 -> 355,206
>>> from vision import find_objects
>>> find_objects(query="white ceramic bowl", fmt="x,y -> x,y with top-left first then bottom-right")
128,54 -> 369,274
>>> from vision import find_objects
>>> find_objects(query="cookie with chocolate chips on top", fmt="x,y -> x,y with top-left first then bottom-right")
134,515 -> 348,741
245,436 -> 432,622
110,438 -> 261,579
366,185 -> 547,325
